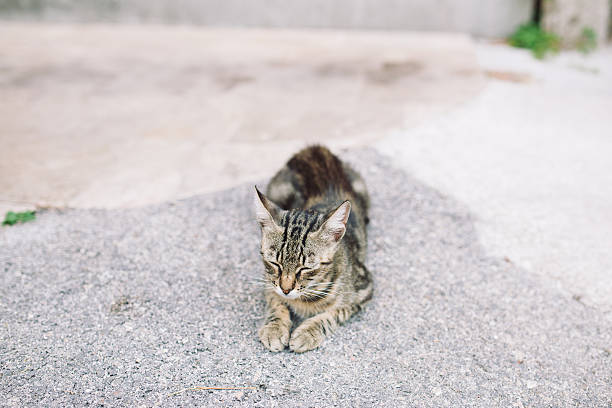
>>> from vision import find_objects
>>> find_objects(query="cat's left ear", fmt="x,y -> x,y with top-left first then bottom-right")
318,201 -> 351,243
254,186 -> 283,230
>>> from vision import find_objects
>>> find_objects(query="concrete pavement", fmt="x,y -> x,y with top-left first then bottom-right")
0,23 -> 482,211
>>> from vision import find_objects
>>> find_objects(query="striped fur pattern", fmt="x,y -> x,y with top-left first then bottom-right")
254,146 -> 372,353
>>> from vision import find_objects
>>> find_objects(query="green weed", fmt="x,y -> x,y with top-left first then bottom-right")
509,23 -> 560,59
577,27 -> 597,54
3,210 -> 36,226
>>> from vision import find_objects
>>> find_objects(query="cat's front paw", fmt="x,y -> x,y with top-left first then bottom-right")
259,322 -> 290,352
289,321 -> 324,353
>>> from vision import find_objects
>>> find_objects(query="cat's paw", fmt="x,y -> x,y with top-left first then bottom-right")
289,321 -> 324,353
258,322 -> 290,352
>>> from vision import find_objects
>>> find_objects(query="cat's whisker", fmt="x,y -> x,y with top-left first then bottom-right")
249,280 -> 276,288
302,288 -> 342,299
247,280 -> 271,284
302,292 -> 325,298
248,277 -> 270,282
305,284 -> 334,291
303,287 -> 329,293
301,292 -> 327,300
304,284 -> 340,294
306,282 -> 333,287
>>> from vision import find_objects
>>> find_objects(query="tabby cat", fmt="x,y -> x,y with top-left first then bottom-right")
254,145 -> 372,353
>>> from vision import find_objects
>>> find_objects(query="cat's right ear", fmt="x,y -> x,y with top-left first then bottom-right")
254,186 -> 282,230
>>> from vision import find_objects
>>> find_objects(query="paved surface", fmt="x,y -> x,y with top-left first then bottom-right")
377,42 -> 612,316
0,23 -> 482,211
2,149 -> 611,407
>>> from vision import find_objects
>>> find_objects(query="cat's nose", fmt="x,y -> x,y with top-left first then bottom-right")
279,274 -> 295,294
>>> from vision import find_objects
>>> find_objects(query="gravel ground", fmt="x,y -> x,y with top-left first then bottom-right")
1,148 -> 610,407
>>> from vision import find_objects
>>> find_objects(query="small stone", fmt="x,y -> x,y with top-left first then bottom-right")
526,380 -> 538,389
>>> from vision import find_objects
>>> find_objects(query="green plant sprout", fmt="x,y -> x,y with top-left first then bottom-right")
3,210 -> 36,226
577,27 -> 597,54
509,23 -> 560,59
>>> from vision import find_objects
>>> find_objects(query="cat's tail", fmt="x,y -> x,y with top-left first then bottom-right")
266,145 -> 369,224
286,145 -> 354,200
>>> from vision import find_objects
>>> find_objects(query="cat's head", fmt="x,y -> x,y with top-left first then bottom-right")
254,187 -> 350,300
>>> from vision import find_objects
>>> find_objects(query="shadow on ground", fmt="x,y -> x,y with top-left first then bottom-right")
1,148 -> 610,407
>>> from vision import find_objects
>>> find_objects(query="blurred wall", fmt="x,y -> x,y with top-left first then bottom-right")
542,0 -> 610,47
0,0 -> 533,37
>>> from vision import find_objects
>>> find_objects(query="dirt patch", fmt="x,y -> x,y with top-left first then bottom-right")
366,61 -> 423,84
110,295 -> 134,314
214,73 -> 255,91
314,60 -> 423,85
485,70 -> 531,83
1,64 -> 114,88
314,63 -> 359,78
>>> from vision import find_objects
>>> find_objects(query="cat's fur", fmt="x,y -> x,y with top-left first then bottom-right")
254,145 -> 372,353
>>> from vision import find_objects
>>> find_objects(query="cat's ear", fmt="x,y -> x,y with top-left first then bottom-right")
318,201 -> 351,243
254,186 -> 282,230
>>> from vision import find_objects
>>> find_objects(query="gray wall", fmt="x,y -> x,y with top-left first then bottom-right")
0,0 -> 533,37
542,0 -> 610,47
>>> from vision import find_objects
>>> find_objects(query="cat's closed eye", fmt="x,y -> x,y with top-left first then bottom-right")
264,260 -> 281,275
295,266 -> 309,280
296,266 -> 319,279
